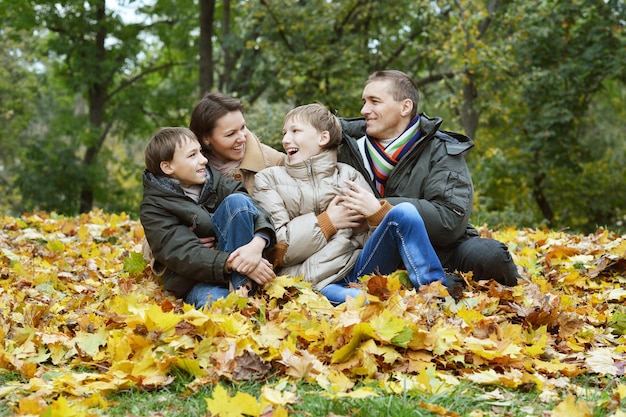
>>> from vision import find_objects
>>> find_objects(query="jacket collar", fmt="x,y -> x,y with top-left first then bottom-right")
285,149 -> 338,180
239,132 -> 270,173
419,113 -> 444,137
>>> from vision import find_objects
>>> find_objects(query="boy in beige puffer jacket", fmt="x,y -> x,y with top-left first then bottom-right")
254,104 -> 456,304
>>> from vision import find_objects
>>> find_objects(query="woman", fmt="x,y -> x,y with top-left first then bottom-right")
189,92 -> 285,194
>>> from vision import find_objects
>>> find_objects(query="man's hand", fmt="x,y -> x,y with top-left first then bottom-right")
326,195 -> 365,230
337,180 -> 380,217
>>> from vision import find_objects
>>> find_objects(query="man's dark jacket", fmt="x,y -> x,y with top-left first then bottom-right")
339,113 -> 480,251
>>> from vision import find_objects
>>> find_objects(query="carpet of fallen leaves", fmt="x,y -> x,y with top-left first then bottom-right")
1,209 -> 626,416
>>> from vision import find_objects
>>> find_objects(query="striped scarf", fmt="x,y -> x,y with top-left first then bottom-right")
365,115 -> 422,196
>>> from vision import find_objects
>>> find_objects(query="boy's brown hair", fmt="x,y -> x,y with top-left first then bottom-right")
145,127 -> 198,176
283,103 -> 342,149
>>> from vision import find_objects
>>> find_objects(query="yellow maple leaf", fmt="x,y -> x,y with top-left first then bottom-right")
370,309 -> 407,342
260,385 -> 298,406
532,359 -> 582,377
456,305 -> 486,330
264,275 -> 291,299
551,395 -> 592,417
314,368 -> 355,395
331,322 -> 371,363
424,320 -> 460,356
43,395 -> 87,417
360,338 -> 402,364
523,326 -> 548,357
205,385 -> 261,417
18,396 -> 47,415
278,348 -> 325,379
175,357 -> 206,377
73,327 -> 108,358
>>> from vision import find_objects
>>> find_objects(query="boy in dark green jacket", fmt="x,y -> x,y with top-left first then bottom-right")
140,127 -> 276,307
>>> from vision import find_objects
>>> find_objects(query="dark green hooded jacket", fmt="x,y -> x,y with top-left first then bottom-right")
338,113 -> 479,251
140,165 -> 276,298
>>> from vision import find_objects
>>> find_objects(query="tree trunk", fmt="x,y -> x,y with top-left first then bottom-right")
461,71 -> 479,140
80,0 -> 107,213
459,0 -> 500,140
532,172 -> 554,227
220,0 -> 232,91
199,0 -> 216,97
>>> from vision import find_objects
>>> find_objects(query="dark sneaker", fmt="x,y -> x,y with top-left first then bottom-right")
443,273 -> 465,301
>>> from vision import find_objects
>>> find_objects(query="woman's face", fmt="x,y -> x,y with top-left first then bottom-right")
202,110 -> 247,164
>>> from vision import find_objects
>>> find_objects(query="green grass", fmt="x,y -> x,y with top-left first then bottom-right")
105,377 -> 624,417
1,368 -> 624,416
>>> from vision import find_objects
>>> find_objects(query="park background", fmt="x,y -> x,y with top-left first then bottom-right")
2,2 -> 626,416
1,0 -> 625,234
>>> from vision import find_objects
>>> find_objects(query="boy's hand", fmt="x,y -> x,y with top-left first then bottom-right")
228,236 -> 267,275
247,259 -> 276,285
337,180 -> 380,217
326,196 -> 364,230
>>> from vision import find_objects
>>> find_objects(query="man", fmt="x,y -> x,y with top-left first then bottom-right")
338,70 -> 520,286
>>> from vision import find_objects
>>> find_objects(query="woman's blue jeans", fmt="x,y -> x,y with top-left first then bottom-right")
320,202 -> 445,304
185,193 -> 259,308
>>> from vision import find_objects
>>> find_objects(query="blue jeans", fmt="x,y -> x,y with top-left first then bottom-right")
185,193 -> 259,308
320,203 -> 446,304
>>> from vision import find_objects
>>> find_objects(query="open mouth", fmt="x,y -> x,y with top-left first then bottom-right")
286,148 -> 299,156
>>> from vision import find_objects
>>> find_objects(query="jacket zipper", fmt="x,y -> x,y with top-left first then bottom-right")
305,160 -> 321,214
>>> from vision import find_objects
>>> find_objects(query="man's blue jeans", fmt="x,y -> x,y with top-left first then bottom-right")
185,193 -> 259,308
320,202 -> 446,304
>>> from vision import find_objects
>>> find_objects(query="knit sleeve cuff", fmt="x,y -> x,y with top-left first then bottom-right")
265,241 -> 288,268
317,211 -> 337,240
367,200 -> 393,226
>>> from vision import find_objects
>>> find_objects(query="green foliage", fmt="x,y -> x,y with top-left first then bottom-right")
469,0 -> 626,232
0,0 -> 624,233
0,26 -> 43,214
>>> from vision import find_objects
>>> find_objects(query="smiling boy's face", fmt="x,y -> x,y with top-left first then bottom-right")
161,137 -> 208,188
282,117 -> 329,164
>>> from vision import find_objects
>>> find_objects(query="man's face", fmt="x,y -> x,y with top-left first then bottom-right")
361,79 -> 410,141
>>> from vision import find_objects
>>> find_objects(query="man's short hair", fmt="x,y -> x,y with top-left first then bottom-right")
366,70 -> 420,119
